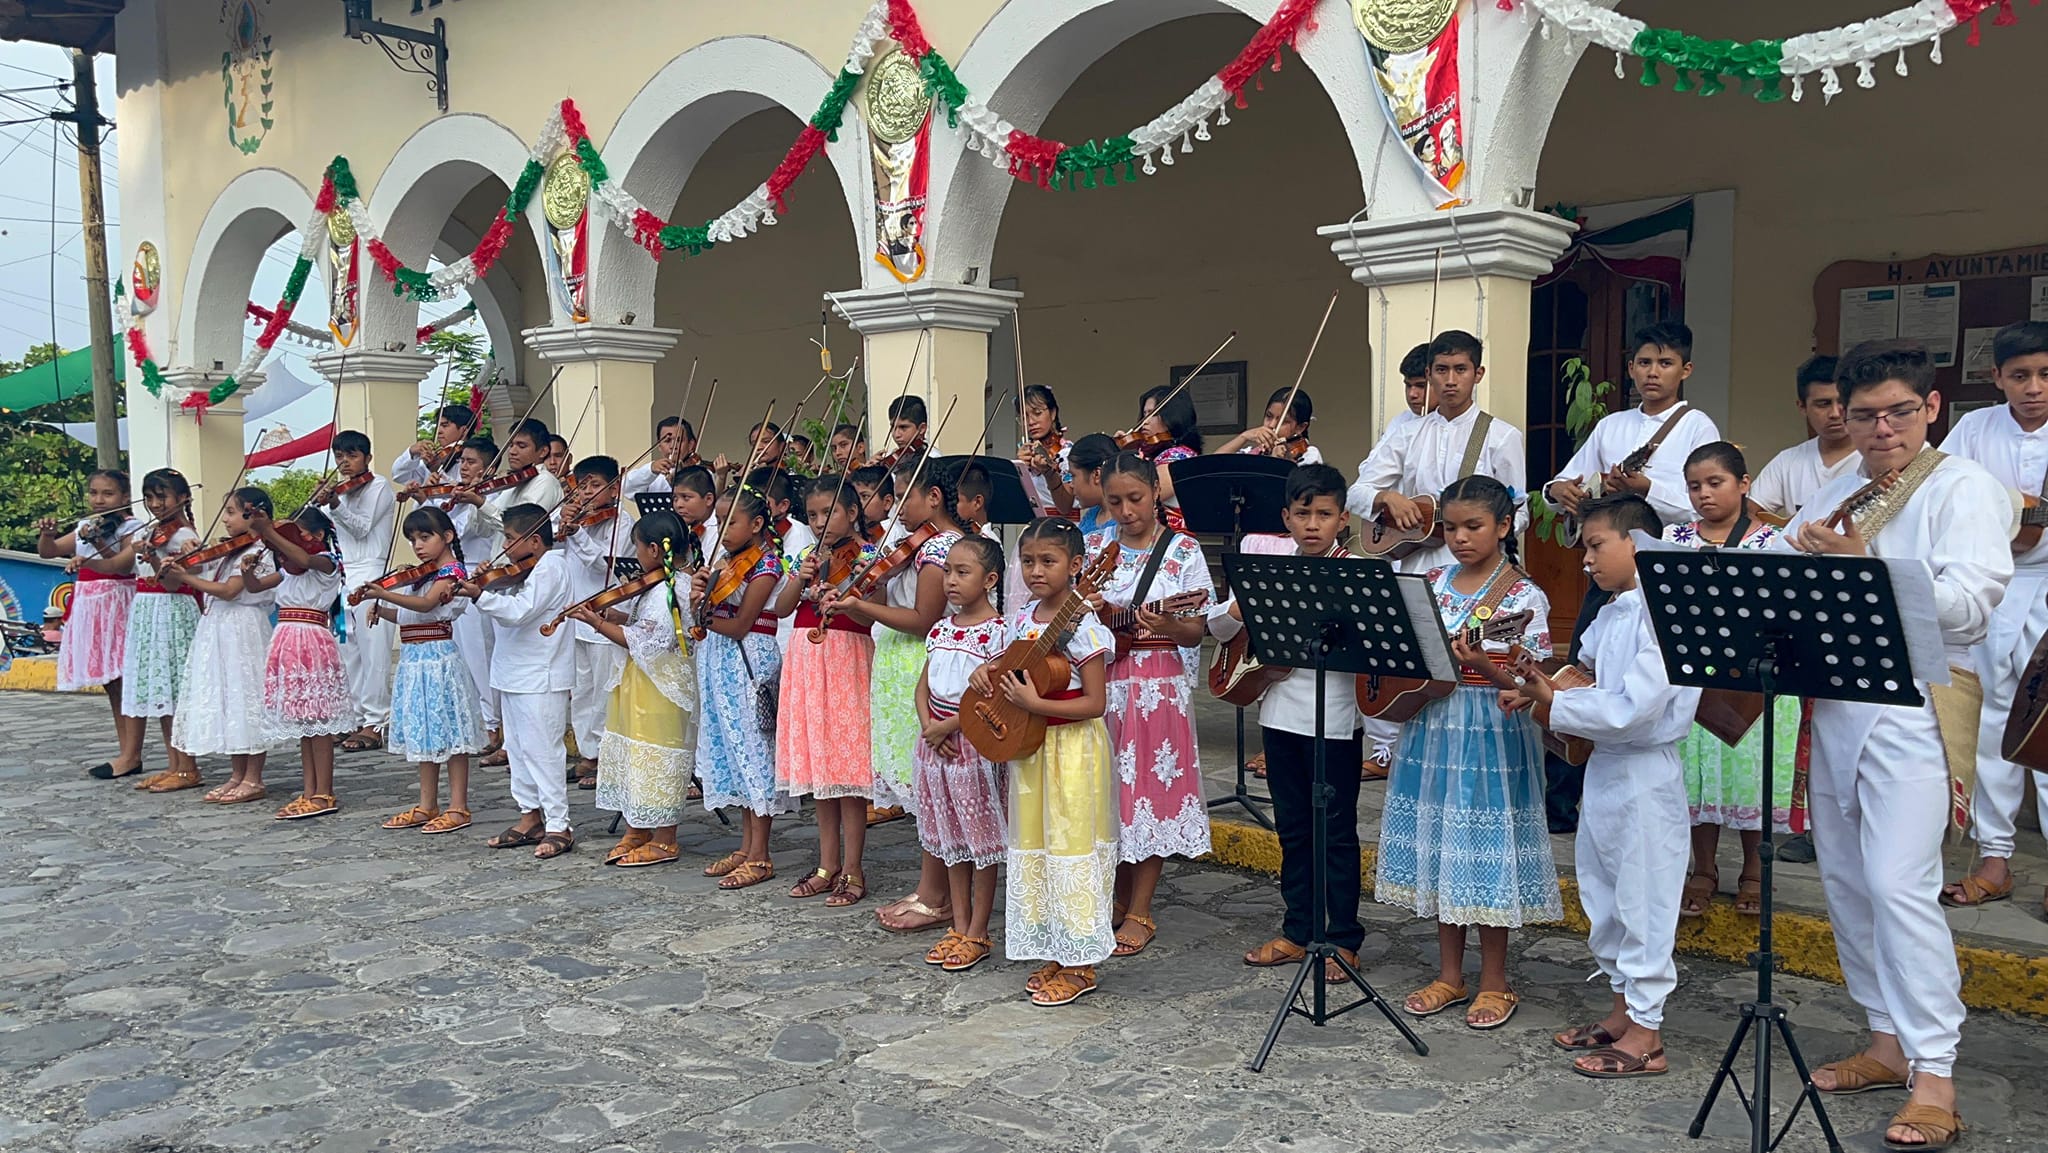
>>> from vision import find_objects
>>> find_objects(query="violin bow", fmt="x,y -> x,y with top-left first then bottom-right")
1273,291 -> 1340,451
481,364 -> 563,479
1151,330 -> 1239,416
813,406 -> 874,588
858,393 -> 961,569
302,344 -> 351,512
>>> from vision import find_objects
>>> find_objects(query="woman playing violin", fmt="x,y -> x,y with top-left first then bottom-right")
1215,387 -> 1320,464
1018,384 -> 1076,517
1127,387 -> 1204,532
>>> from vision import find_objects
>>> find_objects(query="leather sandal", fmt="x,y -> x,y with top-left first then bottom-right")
1681,872 -> 1717,918
1031,965 -> 1097,1007
1554,1021 -> 1622,1051
941,936 -> 993,972
1246,753 -> 1267,779
613,842 -> 679,868
1112,914 -> 1157,957
487,824 -> 545,849
702,849 -> 747,878
824,872 -> 867,908
382,805 -> 441,830
877,895 -> 951,933
789,867 -> 839,898
1466,989 -> 1520,1030
274,794 -> 337,821
1243,937 -> 1307,967
1939,871 -> 2013,908
1735,873 -> 1763,916
534,829 -> 575,860
1574,1045 -> 1667,1079
1024,961 -> 1062,994
1884,1102 -> 1966,1150
216,781 -> 268,805
606,829 -> 654,864
420,808 -> 470,834
717,860 -> 775,890
1324,947 -> 1360,985
145,768 -> 203,794
924,930 -> 969,966
1814,1053 -> 1909,1095
1403,979 -> 1472,1018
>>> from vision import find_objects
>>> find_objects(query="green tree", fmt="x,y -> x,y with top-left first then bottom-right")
0,344 -> 119,553
420,330 -> 491,442
257,468 -> 325,516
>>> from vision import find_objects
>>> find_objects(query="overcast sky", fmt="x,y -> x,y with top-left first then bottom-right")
0,39 -> 478,460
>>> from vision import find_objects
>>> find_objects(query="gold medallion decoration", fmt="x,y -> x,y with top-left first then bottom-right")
866,47 -> 934,147
543,152 -> 592,230
326,207 -> 356,248
130,241 -> 161,315
1352,0 -> 1459,54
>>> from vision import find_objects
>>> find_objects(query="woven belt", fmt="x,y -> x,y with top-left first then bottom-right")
1125,636 -> 1180,651
1458,656 -> 1512,687
136,579 -> 201,603
400,622 -> 453,644
278,607 -> 329,627
76,568 -> 133,584
792,602 -> 869,634
1044,687 -> 1086,727
713,607 -> 779,637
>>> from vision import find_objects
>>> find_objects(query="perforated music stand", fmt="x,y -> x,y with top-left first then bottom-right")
1179,454 -> 1295,829
1226,552 -> 1445,1072
1633,534 -> 1941,1153
632,492 -> 674,518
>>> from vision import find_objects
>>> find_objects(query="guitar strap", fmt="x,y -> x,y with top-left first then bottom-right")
1457,411 -> 1496,480
1454,559 -> 1521,633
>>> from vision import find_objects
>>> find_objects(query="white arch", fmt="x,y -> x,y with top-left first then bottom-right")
431,223 -> 527,422
926,0 -> 1406,283
589,35 -> 875,320
360,113 -> 553,346
176,167 -> 315,373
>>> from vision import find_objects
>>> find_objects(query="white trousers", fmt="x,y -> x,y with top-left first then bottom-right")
1809,701 -> 1963,1078
501,690 -> 571,832
339,601 -> 395,729
1576,747 -> 1688,1031
452,608 -> 497,731
571,642 -> 623,760
1971,569 -> 2048,859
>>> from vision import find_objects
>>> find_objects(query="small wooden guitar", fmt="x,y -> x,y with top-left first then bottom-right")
2013,492 -> 2048,554
1209,628 -> 1288,708
1510,644 -> 1595,766
960,545 -> 1120,763
2002,636 -> 2048,772
1356,609 -> 1533,723
1356,495 -> 1442,561
1101,590 -> 1209,656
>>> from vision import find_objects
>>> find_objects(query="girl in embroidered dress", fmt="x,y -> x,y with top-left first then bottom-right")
166,487 -> 277,804
119,469 -> 203,793
358,506 -> 485,831
775,477 -> 879,905
970,517 -> 1119,1006
1084,452 -> 1213,958
915,535 -> 1011,972
828,453 -> 966,932
37,469 -> 144,779
586,512 -> 698,869
1133,387 -> 1204,533
1667,442 -> 1798,918
248,505 -> 353,816
1377,475 -> 1562,1030
692,485 -> 788,890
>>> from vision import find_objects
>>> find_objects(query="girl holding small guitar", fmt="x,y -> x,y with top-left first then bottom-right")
1083,453 -> 1213,959
1375,475 -> 1561,1032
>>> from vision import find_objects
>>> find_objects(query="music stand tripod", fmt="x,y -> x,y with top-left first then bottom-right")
1634,537 -> 1932,1153
1176,454 -> 1294,831
1226,552 -> 1441,1071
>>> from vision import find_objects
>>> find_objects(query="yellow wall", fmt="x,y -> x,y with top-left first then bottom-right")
1535,0 -> 2040,461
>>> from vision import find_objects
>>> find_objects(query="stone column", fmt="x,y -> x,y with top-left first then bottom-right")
157,369 -> 255,530
308,348 -> 437,474
521,324 -> 682,465
1321,205 -> 1576,441
827,284 -> 1022,456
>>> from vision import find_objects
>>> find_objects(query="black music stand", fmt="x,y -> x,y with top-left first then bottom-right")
632,492 -> 674,517
1226,552 -> 1441,1071
1634,536 -> 1936,1153
1178,454 -> 1294,830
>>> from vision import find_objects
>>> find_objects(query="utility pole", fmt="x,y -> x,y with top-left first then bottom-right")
53,49 -> 120,470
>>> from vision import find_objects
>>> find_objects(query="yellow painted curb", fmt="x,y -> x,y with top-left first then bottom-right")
1202,818 -> 2048,1017
0,656 -> 98,695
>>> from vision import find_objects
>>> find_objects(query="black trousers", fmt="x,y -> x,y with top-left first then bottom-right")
1544,582 -> 1614,832
1262,725 -> 1366,951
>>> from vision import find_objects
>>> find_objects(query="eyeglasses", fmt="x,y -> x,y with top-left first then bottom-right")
1844,401 -> 1926,430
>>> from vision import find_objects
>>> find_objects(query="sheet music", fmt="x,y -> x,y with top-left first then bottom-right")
1396,572 -> 1459,683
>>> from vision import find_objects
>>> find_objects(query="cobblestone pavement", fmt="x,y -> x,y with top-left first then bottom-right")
2,692 -> 2043,1153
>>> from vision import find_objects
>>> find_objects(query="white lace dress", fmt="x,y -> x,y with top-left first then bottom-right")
172,547 -> 277,756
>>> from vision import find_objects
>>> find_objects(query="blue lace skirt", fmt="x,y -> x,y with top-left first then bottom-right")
386,639 -> 486,763
1375,685 -> 1564,928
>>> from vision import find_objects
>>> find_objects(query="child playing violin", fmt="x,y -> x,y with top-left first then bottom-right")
581,511 -> 699,868
691,485 -> 789,888
447,438 -> 503,765
774,476 -> 878,904
671,464 -> 720,569
915,535 -> 1011,971
319,430 -> 398,754
459,503 -> 577,858
880,395 -> 929,468
357,506 -> 486,833
850,464 -> 893,538
117,469 -> 203,793
164,486 -> 278,805
561,455 -> 635,790
829,422 -> 868,471
1018,384 -> 1074,517
38,468 -> 143,779
1215,386 -> 1321,464
246,505 -> 353,818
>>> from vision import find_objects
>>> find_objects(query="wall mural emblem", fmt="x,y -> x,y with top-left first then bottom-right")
223,0 -> 275,155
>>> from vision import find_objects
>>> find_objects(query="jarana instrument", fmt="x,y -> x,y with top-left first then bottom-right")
960,545 -> 1120,762
1356,495 -> 1443,561
1511,644 -> 1596,767
1358,609 -> 1533,722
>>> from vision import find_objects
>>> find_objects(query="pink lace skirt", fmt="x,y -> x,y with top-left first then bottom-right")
57,577 -> 132,690
912,704 -> 1008,867
1106,649 -> 1212,863
263,619 -> 355,742
775,627 -> 875,799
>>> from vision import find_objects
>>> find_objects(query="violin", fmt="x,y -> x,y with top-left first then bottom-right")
691,544 -> 767,641
77,511 -> 127,556
541,568 -> 672,637
168,531 -> 263,571
1113,426 -> 1172,453
874,436 -> 928,471
347,560 -> 453,606
254,518 -> 326,575
466,556 -> 540,591
310,470 -> 375,507
816,539 -> 865,591
1020,432 -> 1065,476
807,523 -> 937,643
404,463 -> 537,504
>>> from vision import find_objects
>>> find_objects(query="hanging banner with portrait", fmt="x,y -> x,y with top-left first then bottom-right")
867,47 -> 932,284
129,242 -> 161,318
1354,0 -> 1466,208
326,212 -> 360,348
543,152 -> 593,323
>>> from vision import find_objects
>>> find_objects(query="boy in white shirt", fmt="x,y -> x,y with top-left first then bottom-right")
392,403 -> 473,491
462,504 -> 579,859
459,418 -> 564,541
321,429 -> 398,752
446,437 -> 502,759
1390,342 -> 1432,435
620,416 -> 697,503
559,455 -> 636,788
1750,356 -> 1856,518
1510,493 -> 1697,1080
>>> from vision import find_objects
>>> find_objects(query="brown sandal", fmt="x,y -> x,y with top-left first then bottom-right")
942,936 -> 992,972
1939,871 -> 2013,908
824,873 -> 867,908
702,849 -> 747,878
216,781 -> 269,805
788,867 -> 839,898
1111,914 -> 1157,957
1735,873 -> 1763,916
1554,1021 -> 1622,1051
275,793 -> 337,821
1466,989 -> 1520,1030
613,842 -> 678,868
1884,1102 -> 1966,1150
1031,965 -> 1097,1006
1574,1045 -> 1667,1079
1244,937 -> 1307,967
1681,872 -> 1717,918
487,824 -> 544,849
1813,1053 -> 1909,1095
876,895 -> 951,932
533,830 -> 574,860
718,860 -> 775,889
1323,947 -> 1360,984
382,805 -> 441,830
1246,753 -> 1268,779
145,768 -> 203,794
606,829 -> 653,864
924,930 -> 969,966
1024,961 -> 1062,994
420,808 -> 470,834
1403,979 -> 1472,1018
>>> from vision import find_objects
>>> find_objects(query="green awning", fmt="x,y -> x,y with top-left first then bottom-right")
0,347 -> 124,414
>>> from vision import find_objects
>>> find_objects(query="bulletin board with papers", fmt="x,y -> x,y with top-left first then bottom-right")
1815,243 -> 2048,441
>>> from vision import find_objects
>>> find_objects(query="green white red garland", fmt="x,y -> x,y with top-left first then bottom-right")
245,299 -> 478,347
1501,0 -> 2028,103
